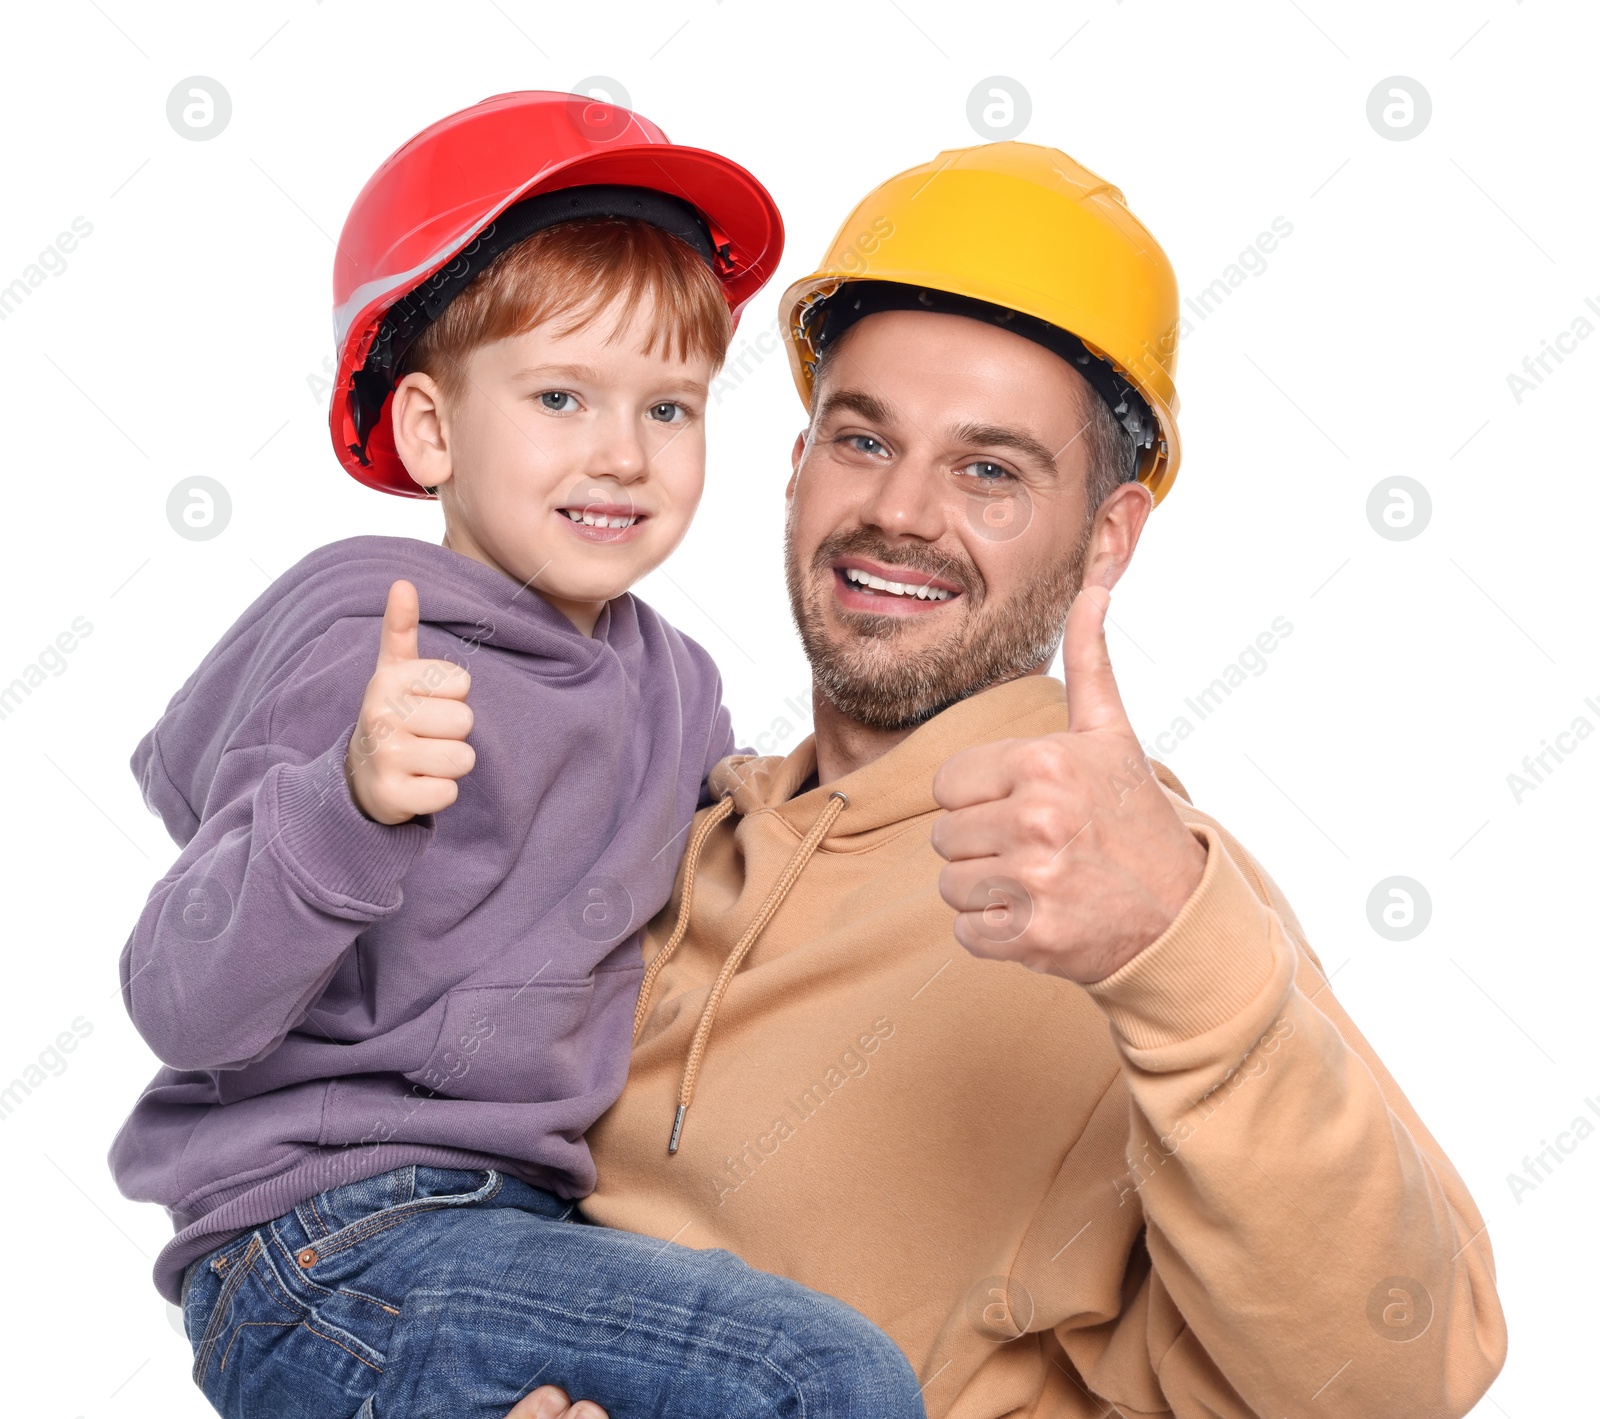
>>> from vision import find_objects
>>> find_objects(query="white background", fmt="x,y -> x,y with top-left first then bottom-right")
0,1 -> 1593,1413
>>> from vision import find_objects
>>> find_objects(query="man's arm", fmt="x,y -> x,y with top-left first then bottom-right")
1069,811 -> 1503,1415
931,587 -> 1506,1417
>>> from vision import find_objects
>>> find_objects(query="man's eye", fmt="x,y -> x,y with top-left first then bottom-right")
647,402 -> 685,423
844,434 -> 889,457
959,460 -> 1013,483
539,391 -> 578,412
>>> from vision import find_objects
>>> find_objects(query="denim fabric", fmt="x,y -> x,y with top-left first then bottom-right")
182,1166 -> 925,1419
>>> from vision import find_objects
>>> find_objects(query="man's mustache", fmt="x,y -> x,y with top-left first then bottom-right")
809,529 -> 980,601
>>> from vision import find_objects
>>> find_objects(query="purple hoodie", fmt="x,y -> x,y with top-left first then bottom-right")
108,535 -> 733,1302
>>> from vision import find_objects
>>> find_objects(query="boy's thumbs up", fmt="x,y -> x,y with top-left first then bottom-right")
346,578 -> 476,825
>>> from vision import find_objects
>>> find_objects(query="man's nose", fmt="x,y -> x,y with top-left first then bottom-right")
856,452 -> 949,542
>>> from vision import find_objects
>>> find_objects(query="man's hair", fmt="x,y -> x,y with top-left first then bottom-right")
1078,389 -> 1140,511
400,217 -> 733,402
811,329 -> 1139,512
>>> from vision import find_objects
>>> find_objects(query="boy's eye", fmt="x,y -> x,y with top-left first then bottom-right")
647,402 -> 685,423
538,391 -> 578,412
958,459 -> 1014,484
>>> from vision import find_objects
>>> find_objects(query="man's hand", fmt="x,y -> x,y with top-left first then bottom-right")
503,1386 -> 608,1419
930,585 -> 1206,984
345,579 -> 476,824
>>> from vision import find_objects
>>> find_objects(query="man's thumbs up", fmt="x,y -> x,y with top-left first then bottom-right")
345,579 -> 476,825
929,587 -> 1206,983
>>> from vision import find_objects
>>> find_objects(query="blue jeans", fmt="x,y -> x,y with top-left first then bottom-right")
182,1165 -> 925,1419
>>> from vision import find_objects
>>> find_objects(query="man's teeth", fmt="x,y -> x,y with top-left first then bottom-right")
842,566 -> 953,601
563,509 -> 638,529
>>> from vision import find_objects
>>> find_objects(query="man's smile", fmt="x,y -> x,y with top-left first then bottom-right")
831,555 -> 964,616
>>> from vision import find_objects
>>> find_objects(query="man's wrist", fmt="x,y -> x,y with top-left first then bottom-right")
1083,824 -> 1289,1054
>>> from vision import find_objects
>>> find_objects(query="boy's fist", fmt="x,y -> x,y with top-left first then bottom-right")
345,579 -> 475,825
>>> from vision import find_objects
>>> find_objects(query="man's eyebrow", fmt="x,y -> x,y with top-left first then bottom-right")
951,421 -> 1063,476
814,388 -> 896,427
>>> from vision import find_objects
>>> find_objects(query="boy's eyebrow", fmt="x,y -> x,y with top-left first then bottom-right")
507,364 -> 710,398
509,362 -> 607,383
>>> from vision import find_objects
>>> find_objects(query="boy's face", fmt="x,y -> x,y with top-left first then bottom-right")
392,297 -> 714,635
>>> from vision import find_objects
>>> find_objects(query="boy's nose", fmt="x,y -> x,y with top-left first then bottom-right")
589,413 -> 650,484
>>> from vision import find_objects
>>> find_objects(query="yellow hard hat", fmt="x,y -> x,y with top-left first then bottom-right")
780,141 -> 1182,504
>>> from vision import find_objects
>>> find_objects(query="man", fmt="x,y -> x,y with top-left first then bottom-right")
514,141 -> 1506,1419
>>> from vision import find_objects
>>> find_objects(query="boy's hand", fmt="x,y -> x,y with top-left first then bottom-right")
345,579 -> 475,825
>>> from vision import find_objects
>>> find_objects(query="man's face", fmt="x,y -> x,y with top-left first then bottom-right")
785,308 -> 1130,730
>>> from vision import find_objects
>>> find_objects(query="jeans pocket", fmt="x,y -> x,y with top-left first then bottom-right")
294,1167 -> 504,1270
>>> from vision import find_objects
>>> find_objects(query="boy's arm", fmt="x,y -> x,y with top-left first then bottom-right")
121,587 -> 467,1071
120,717 -> 433,1071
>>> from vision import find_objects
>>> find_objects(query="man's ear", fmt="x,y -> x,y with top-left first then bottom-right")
786,428 -> 808,500
1082,480 -> 1154,591
391,372 -> 453,493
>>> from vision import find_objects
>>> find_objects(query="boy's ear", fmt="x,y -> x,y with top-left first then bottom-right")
391,372 -> 453,492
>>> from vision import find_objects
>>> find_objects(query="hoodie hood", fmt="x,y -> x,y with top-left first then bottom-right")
708,673 -> 1079,839
134,535 -> 621,844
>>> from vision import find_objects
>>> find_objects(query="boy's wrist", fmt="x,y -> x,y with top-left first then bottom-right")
270,727 -> 434,911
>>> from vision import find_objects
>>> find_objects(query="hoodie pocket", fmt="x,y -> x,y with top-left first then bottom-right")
402,976 -> 629,1106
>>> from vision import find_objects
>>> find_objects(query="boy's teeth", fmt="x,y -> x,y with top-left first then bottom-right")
842,566 -> 953,601
564,509 -> 639,529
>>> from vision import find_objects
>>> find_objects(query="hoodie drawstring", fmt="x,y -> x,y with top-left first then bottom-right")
634,789 -> 849,1155
632,794 -> 737,1043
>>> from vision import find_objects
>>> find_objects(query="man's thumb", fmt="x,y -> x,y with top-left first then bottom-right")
1063,585 -> 1129,733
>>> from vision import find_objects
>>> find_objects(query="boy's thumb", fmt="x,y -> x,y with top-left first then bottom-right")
377,579 -> 420,668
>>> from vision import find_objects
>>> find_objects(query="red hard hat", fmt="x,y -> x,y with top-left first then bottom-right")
329,90 -> 785,497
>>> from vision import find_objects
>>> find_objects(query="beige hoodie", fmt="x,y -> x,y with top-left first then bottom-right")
583,674 -> 1506,1418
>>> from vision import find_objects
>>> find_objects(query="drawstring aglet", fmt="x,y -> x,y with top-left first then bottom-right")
668,1104 -> 688,1155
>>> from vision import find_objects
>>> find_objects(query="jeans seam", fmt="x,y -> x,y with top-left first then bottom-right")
192,1234 -> 263,1384
217,1318 -> 299,1376
337,1284 -> 402,1316
510,1294 -> 814,1410
294,1319 -> 386,1376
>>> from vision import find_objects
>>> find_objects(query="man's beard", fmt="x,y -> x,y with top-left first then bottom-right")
784,517 -> 1094,732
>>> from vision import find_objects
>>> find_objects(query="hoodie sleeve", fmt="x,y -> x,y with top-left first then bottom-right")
1050,798 -> 1506,1419
120,620 -> 434,1072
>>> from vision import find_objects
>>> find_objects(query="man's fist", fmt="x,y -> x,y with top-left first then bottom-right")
345,579 -> 475,825
930,585 -> 1206,984
503,1387 -> 608,1419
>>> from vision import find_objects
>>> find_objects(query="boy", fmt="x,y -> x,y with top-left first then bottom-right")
109,92 -> 925,1419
